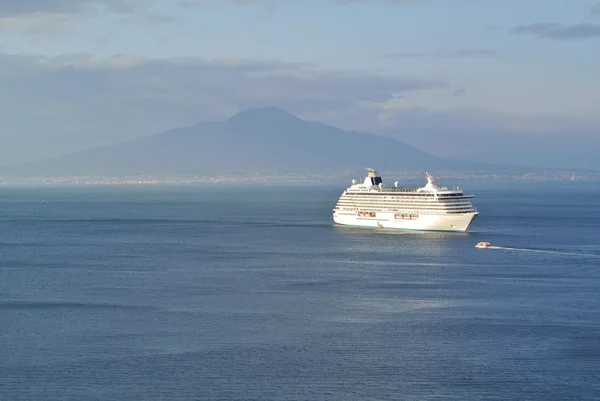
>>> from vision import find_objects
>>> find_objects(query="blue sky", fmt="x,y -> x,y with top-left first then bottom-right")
1,0 -> 599,169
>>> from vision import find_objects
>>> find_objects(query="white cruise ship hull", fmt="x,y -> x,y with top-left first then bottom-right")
333,169 -> 479,232
333,211 -> 478,232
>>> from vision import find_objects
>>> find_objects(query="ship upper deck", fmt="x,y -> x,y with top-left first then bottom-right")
344,169 -> 473,198
346,186 -> 464,194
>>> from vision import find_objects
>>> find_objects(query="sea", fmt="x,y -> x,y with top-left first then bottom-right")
1,179 -> 599,401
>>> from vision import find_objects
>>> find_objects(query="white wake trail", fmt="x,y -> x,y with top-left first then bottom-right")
486,246 -> 600,258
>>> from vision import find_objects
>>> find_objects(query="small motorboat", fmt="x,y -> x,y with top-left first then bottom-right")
475,241 -> 491,248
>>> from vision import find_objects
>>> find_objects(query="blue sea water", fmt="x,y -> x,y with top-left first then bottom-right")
1,180 -> 599,400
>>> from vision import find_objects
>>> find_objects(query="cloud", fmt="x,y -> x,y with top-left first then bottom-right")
0,0 -> 162,32
511,22 -> 600,40
0,0 -> 420,31
337,0 -> 418,4
0,53 -> 446,108
0,52 -> 447,165
592,3 -> 600,15
181,0 -> 418,7
179,0 -> 263,7
0,0 -> 141,16
387,49 -> 497,59
452,89 -> 466,97
0,13 -> 77,33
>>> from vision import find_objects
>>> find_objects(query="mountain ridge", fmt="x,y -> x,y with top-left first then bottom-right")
1,106 -> 544,179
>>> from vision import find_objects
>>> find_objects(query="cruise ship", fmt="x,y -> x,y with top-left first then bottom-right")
332,169 -> 478,232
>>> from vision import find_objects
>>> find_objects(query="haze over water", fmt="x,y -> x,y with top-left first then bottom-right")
1,180 -> 599,400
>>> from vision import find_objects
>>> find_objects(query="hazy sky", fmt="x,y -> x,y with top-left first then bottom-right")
1,0 -> 599,169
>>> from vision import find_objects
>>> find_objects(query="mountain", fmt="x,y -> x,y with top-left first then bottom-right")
6,106 -> 495,179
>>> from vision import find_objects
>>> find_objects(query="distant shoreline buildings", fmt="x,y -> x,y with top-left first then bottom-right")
0,170 -> 598,185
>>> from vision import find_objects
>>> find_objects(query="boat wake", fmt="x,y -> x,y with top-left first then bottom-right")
486,246 -> 600,258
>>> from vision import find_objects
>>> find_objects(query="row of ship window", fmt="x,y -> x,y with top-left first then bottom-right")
341,196 -> 471,203
346,192 -> 467,198
356,211 -> 419,220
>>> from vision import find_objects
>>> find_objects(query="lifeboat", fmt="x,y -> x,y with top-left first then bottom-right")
475,241 -> 491,248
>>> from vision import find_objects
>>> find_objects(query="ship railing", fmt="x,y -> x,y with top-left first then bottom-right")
372,187 -> 463,193
337,207 -> 478,214
386,187 -> 418,192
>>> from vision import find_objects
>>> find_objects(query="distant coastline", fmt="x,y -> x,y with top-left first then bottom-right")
1,170 -> 598,185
